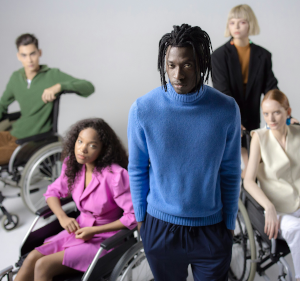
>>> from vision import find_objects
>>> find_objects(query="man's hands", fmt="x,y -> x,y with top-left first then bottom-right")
41,83 -> 61,103
75,227 -> 95,241
264,204 -> 279,239
58,215 -> 80,234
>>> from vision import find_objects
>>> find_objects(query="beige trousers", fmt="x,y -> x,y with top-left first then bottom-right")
0,131 -> 18,165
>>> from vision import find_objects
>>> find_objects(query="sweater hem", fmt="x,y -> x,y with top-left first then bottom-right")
147,205 -> 223,226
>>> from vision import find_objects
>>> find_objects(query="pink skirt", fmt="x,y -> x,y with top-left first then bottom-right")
35,229 -> 118,272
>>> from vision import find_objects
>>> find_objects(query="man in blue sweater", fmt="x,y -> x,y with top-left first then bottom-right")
128,24 -> 241,280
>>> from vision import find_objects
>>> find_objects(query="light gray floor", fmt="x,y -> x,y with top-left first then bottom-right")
0,183 -> 296,280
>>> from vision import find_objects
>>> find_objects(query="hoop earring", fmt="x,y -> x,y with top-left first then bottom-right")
266,123 -> 270,130
286,116 -> 291,125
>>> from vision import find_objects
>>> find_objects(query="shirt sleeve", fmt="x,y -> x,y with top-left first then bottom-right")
127,102 -> 150,222
220,100 -> 241,230
0,74 -> 16,120
44,159 -> 69,201
110,168 -> 137,230
52,68 -> 95,97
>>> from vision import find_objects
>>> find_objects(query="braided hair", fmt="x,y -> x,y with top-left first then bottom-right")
158,24 -> 213,93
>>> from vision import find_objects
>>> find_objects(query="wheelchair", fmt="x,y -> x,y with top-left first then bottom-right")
0,92 -> 70,230
0,197 -> 154,281
229,131 -> 294,281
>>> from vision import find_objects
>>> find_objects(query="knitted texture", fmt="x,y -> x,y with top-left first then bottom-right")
128,83 -> 241,229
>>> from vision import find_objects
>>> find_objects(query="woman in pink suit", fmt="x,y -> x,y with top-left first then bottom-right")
15,118 -> 137,281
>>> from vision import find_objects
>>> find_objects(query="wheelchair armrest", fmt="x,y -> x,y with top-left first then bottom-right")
100,227 -> 137,251
0,265 -> 13,278
241,130 -> 250,137
16,131 -> 56,145
242,188 -> 265,212
1,111 -> 21,122
35,196 -> 73,217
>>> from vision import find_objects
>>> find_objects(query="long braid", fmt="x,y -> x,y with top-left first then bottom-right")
158,24 -> 213,93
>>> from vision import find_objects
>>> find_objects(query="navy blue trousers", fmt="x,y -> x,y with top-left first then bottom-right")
140,213 -> 233,281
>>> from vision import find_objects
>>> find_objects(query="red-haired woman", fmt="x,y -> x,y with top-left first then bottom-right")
244,90 -> 300,280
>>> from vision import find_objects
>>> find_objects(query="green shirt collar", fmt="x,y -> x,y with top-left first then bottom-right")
19,64 -> 50,80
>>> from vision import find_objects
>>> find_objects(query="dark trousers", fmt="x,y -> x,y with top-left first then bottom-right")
140,213 -> 233,281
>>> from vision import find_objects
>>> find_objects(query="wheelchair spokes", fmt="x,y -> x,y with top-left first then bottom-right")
110,241 -> 154,281
117,251 -> 153,281
229,199 -> 257,281
20,142 -> 63,213
230,212 -> 251,280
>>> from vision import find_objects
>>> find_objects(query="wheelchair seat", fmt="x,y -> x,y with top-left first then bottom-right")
0,197 -> 153,281
229,131 -> 294,281
0,92 -> 73,230
1,92 -> 63,171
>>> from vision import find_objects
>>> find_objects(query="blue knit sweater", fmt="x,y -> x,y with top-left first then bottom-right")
128,83 -> 241,229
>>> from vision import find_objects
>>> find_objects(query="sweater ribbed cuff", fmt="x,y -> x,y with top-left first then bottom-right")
59,81 -> 72,91
134,204 -> 147,222
223,213 -> 237,230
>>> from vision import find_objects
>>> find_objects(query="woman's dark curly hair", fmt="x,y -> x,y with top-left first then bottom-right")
61,118 -> 128,192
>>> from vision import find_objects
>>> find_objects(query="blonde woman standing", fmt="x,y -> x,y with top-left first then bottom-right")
212,4 -> 278,177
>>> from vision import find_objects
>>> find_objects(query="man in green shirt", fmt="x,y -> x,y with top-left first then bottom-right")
0,33 -> 95,165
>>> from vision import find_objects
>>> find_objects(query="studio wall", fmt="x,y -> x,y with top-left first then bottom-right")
0,0 -> 299,147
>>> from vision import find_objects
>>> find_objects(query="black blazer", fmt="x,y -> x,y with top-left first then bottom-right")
211,40 -> 278,131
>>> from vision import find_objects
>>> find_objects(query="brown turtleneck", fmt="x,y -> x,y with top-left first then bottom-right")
234,43 -> 250,84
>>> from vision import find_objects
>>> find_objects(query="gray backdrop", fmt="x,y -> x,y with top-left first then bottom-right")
1,0 -> 299,147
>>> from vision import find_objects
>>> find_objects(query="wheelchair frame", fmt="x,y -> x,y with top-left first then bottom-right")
229,131 -> 294,281
0,92 -> 74,230
0,197 -> 153,281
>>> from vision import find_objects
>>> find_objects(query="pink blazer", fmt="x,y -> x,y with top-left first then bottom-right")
35,160 -> 137,272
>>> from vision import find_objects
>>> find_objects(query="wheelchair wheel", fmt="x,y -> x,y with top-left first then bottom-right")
110,241 -> 154,281
229,198 -> 257,281
2,213 -> 19,231
20,142 -> 63,213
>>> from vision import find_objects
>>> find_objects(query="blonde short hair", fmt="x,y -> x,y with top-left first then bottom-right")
224,4 -> 260,37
